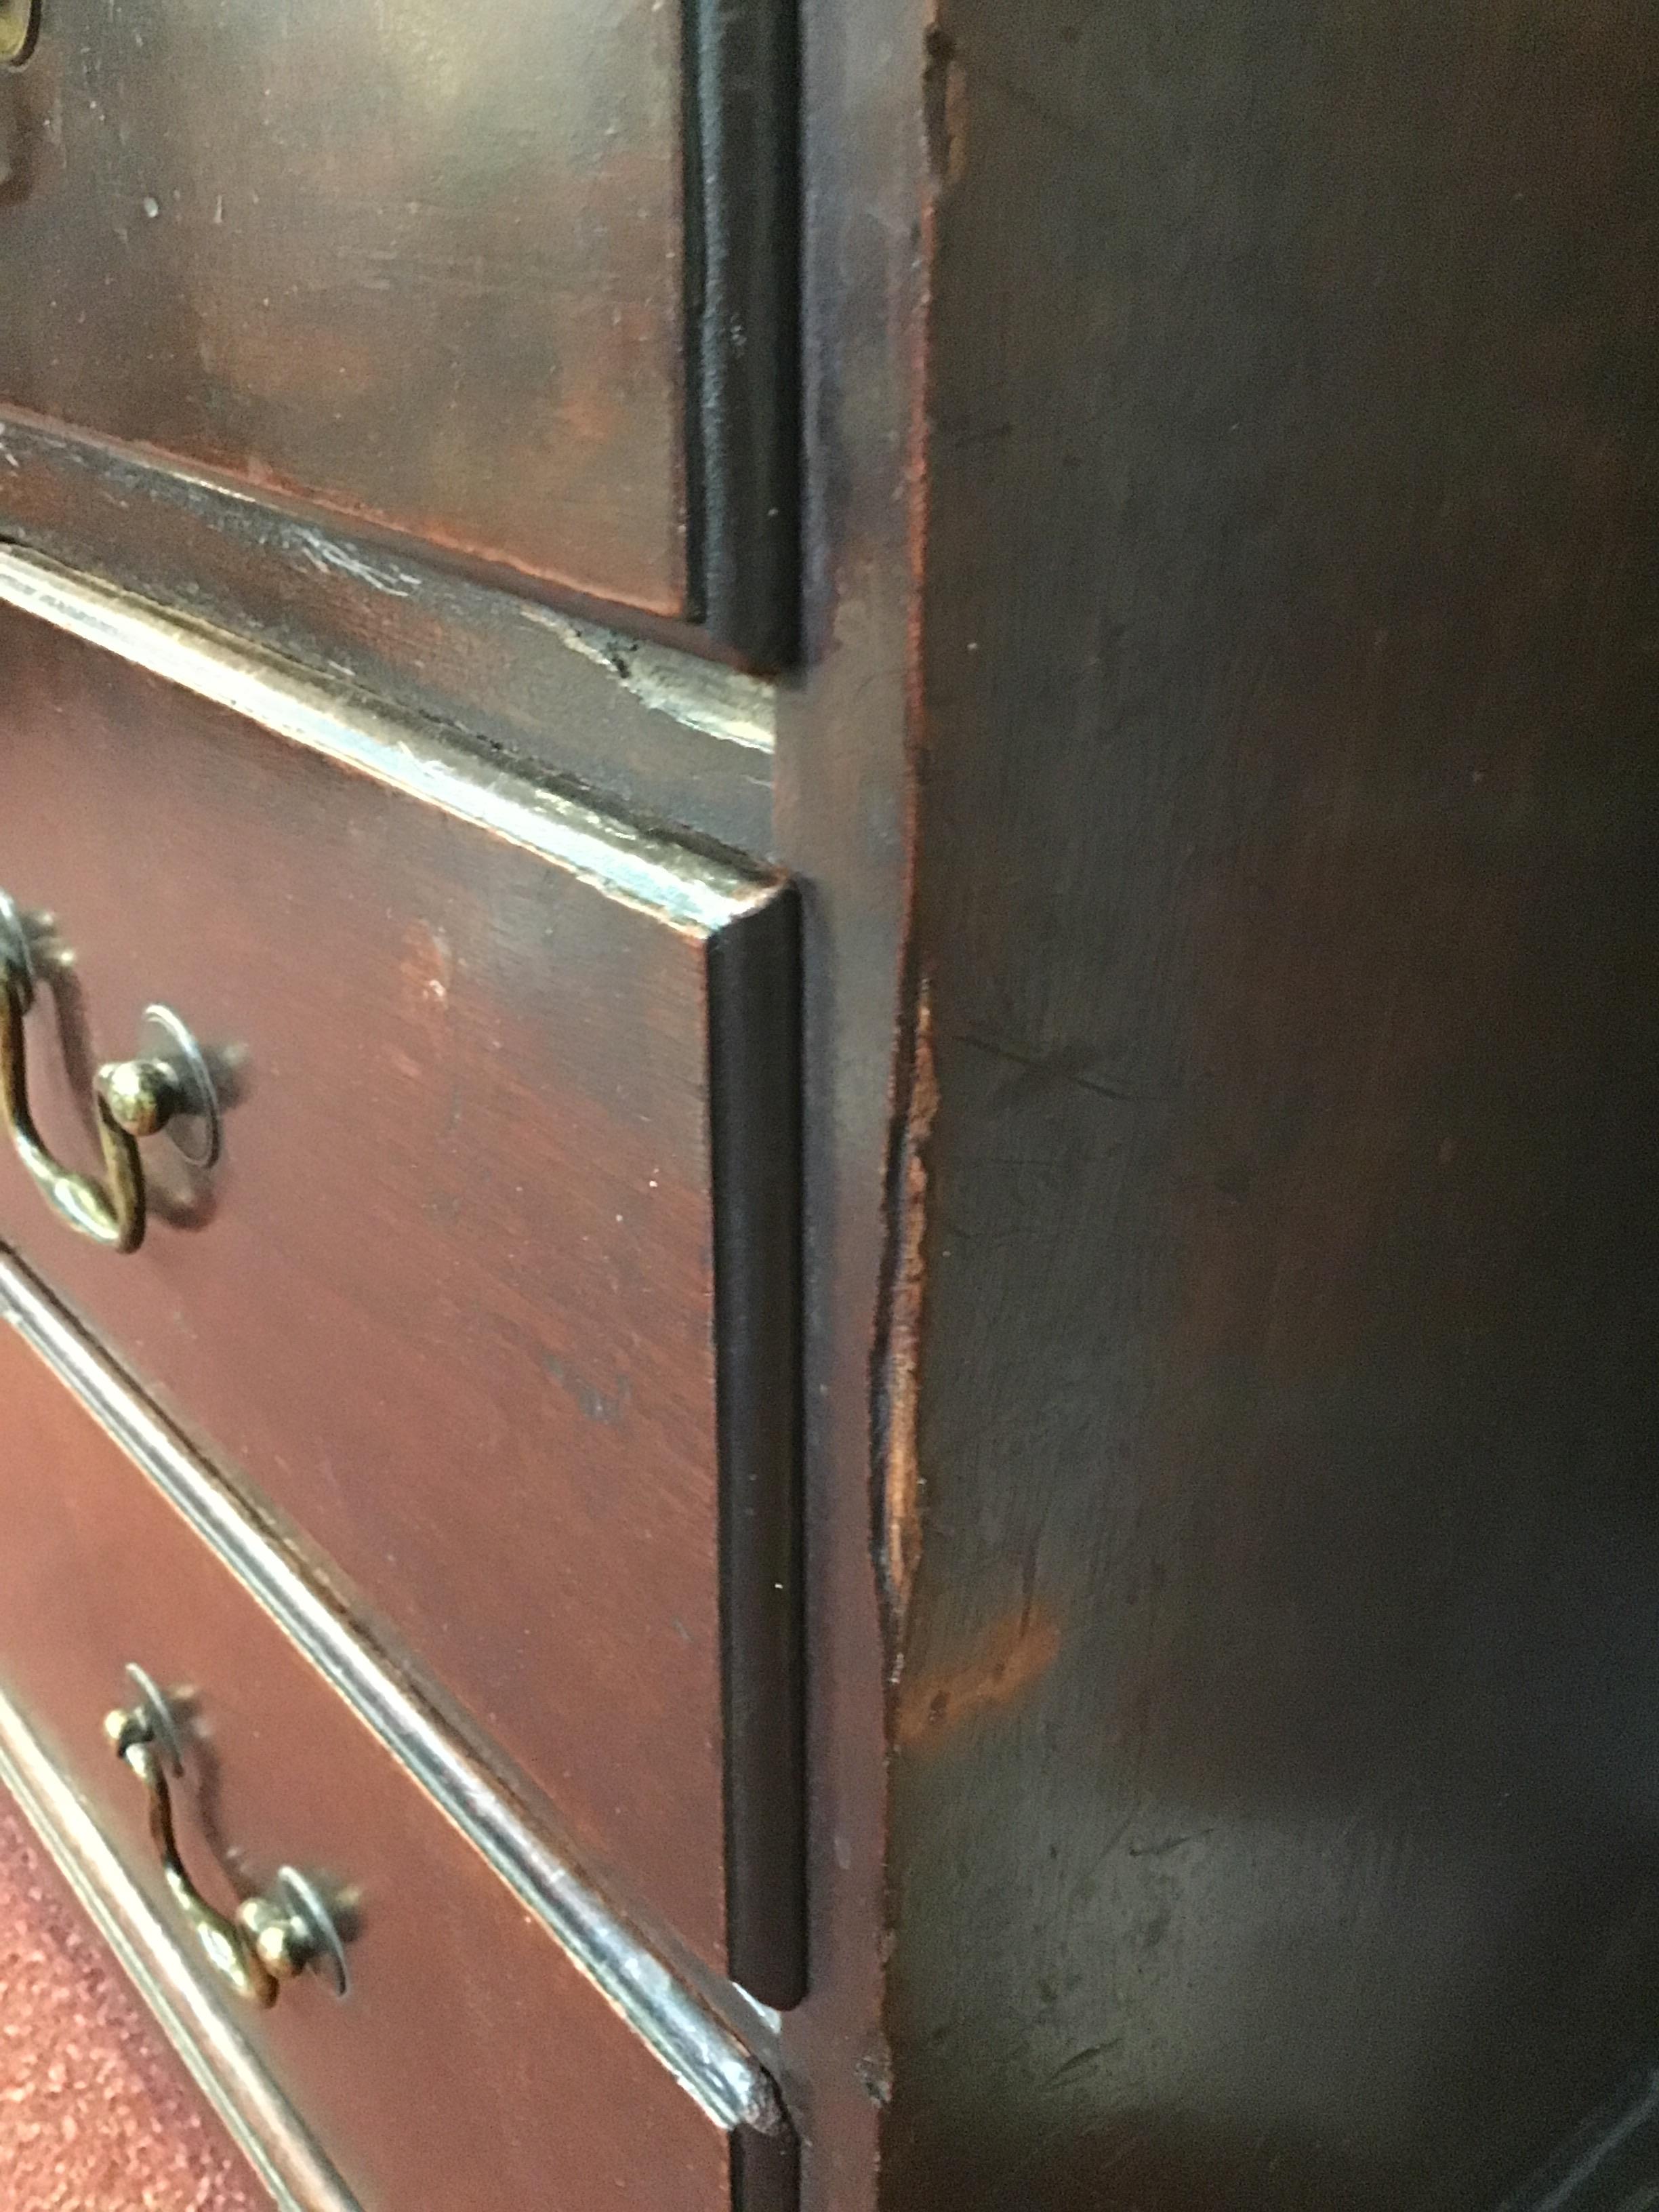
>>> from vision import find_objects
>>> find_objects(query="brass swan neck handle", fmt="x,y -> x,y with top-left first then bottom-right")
0,892 -> 221,1254
105,1671 -> 350,2009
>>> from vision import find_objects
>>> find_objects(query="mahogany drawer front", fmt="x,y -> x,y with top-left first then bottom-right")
0,1308 -> 792,2212
0,0 -> 795,659
0,571 -> 802,2001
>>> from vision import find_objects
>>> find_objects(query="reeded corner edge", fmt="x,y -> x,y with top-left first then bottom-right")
682,0 -> 801,667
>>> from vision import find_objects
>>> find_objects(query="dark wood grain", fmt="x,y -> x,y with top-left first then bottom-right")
0,1314 -> 793,2212
884,0 -> 1659,2206
0,596 -> 801,2000
0,0 -> 688,614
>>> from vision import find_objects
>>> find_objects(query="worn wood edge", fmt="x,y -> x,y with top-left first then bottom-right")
683,0 -> 802,665
0,1679 -> 357,2212
709,891 -> 807,2007
523,602 -> 775,755
0,401 -> 785,692
0,1252 -> 785,2139
0,411 -> 777,857
0,409 -> 778,750
0,546 -> 780,937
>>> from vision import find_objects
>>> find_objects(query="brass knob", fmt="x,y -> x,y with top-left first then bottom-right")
105,1668 -> 350,2010
0,892 -> 221,1254
99,1054 -> 190,1140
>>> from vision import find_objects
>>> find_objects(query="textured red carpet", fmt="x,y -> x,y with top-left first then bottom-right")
0,1792 -> 263,2211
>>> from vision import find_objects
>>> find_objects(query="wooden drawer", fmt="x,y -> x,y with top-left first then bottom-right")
0,0 -> 795,661
0,555 -> 802,2001
0,1286 -> 793,2212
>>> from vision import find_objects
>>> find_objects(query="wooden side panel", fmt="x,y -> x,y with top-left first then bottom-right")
0,0 -> 688,614
888,0 -> 1659,2205
0,601 -> 800,1992
0,1317 -> 760,2212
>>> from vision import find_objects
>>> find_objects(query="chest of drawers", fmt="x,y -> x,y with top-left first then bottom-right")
2,0 -> 1657,2207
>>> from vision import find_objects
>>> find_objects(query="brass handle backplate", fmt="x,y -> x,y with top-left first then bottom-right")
106,1666 -> 350,2010
0,892 -> 221,1254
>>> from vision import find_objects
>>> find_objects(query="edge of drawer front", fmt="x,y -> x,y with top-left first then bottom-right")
0,1274 -> 795,2211
0,549 -> 805,2001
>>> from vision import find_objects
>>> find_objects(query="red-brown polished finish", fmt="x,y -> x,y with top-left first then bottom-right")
0,600 -> 796,1990
0,0 -> 687,615
0,1317 -> 775,2212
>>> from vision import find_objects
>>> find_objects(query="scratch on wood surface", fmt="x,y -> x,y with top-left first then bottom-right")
875,977 -> 937,1644
895,1602 -> 1062,1748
